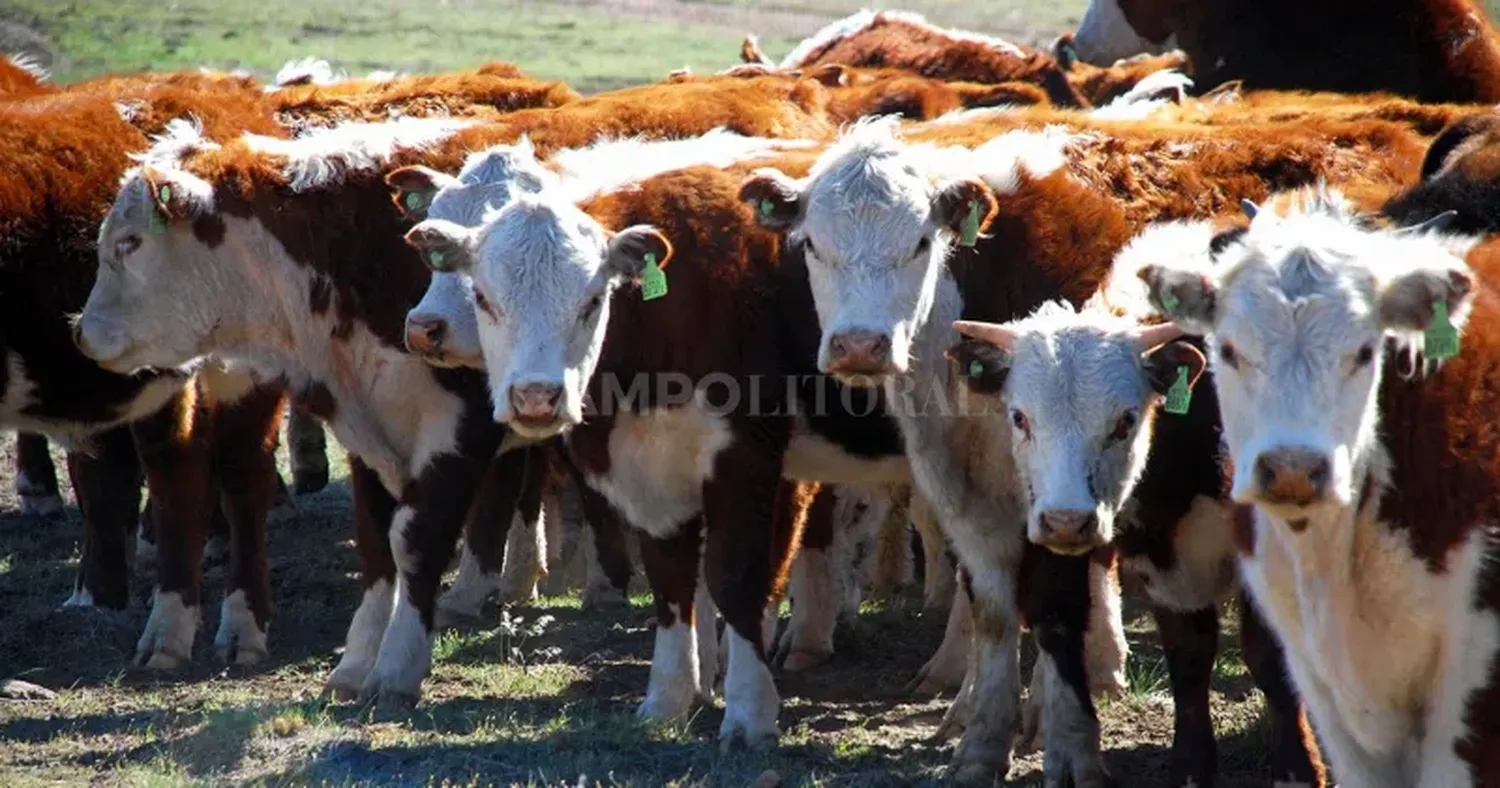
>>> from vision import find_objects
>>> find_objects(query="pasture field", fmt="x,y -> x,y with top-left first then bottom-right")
1,428 -> 1274,786
0,0 -> 1353,784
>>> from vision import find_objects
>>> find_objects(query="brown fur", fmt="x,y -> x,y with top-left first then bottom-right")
1063,46 -> 1197,106
0,58 -> 49,98
1105,0 -> 1500,102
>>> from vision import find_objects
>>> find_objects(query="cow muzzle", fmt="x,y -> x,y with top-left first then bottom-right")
503,381 -> 573,435
825,330 -> 898,383
1250,447 -> 1332,510
73,315 -> 130,369
1033,509 -> 1104,555
404,314 -> 447,357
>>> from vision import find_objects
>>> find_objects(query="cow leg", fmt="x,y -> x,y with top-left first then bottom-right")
440,445 -> 541,620
361,440 -> 514,704
867,484 -> 911,600
1240,592 -> 1327,788
910,492 -> 953,611
208,383 -> 285,666
497,460 -> 546,604
61,427 -> 141,609
910,568 -> 972,695
1153,605 -> 1220,787
15,431 -> 63,518
941,559 -> 1023,783
636,518 -> 707,723
1017,544 -> 1109,788
132,388 -> 216,669
286,408 -> 329,495
326,455 -> 398,700
775,484 -> 837,672
701,417 -> 801,751
579,482 -> 632,607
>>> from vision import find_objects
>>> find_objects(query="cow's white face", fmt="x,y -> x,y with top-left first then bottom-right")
950,303 -> 1204,553
740,123 -> 996,387
1073,0 -> 1177,66
392,147 -> 556,368
1141,193 -> 1476,521
404,194 -> 671,438
78,168 -> 225,373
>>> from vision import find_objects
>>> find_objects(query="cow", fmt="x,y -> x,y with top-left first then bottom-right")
1137,184 -> 1500,786
945,234 -> 1331,785
1384,110 -> 1500,233
728,109 -> 1435,780
72,117 -> 789,703
1070,0 -> 1500,103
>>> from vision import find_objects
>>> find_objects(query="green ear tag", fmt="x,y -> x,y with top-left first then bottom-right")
148,208 -> 167,234
428,249 -> 445,269
157,185 -> 172,205
1424,299 -> 1460,360
968,359 -> 983,379
1159,290 -> 1180,314
640,252 -> 668,301
959,200 -> 981,247
405,191 -> 425,211
1163,365 -> 1192,415
759,198 -> 775,218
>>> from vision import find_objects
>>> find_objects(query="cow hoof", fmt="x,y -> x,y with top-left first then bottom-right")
139,650 -> 188,670
718,723 -> 779,753
780,649 -> 832,673
323,673 -> 364,703
59,587 -> 97,609
496,577 -> 540,606
19,493 -> 64,519
636,691 -> 696,725
949,740 -> 1011,785
293,468 -> 329,496
359,686 -> 419,711
906,659 -> 964,696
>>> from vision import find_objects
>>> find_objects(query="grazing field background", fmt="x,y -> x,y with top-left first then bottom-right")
0,0 -> 1456,784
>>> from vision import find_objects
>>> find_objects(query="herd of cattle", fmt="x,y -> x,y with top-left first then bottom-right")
8,0 -> 1500,784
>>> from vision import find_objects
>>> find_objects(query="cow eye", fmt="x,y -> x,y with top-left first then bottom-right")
579,295 -> 602,322
1219,342 -> 1239,369
113,234 -> 141,263
1108,410 -> 1137,443
1352,343 -> 1375,370
913,237 -> 932,257
472,284 -> 498,320
1011,409 -> 1031,439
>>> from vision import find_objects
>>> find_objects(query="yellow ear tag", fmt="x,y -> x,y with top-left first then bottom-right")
640,252 -> 667,301
1163,365 -> 1192,415
1424,300 -> 1459,360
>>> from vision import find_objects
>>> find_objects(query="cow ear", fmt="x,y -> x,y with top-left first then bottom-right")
605,225 -> 674,281
809,63 -> 851,87
1378,264 -> 1474,333
140,167 -> 197,225
1137,263 -> 1219,334
946,337 -> 1011,395
932,179 -> 998,248
1142,340 -> 1207,397
1053,33 -> 1079,70
387,166 -> 457,220
404,218 -> 476,273
739,168 -> 804,231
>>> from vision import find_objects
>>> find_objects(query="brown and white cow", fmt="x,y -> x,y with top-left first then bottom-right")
1071,0 -> 1500,103
1139,184 -> 1500,786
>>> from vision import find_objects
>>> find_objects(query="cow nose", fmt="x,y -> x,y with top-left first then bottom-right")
405,315 -> 447,355
1253,448 -> 1332,508
508,382 -> 563,421
1037,510 -> 1100,553
827,330 -> 893,375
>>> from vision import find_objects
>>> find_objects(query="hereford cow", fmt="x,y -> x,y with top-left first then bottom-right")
728,112 -> 1433,781
1138,185 -> 1500,786
1070,0 -> 1500,103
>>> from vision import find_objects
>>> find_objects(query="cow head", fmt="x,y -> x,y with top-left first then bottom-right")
78,164 -> 224,372
738,120 -> 998,387
1139,190 -> 1476,521
947,304 -> 1204,553
403,194 -> 671,438
392,144 -> 556,368
1073,0 -> 1185,66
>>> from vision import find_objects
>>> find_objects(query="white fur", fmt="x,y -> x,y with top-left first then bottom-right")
363,577 -> 434,700
327,579 -> 393,698
137,590 -> 200,669
719,627 -> 781,747
214,589 -> 268,665
271,57 -> 343,88
1099,219 -> 1218,321
60,584 -> 94,609
694,564 -> 721,698
1088,69 -> 1194,121
16,469 -> 63,518
778,545 -> 837,669
7,52 -> 48,81
779,9 -> 1024,70
0,351 -> 183,452
498,507 -> 546,603
1073,0 -> 1181,66
439,541 -> 502,619
638,611 -> 701,722
243,117 -> 475,192
1122,495 -> 1238,612
586,402 -> 735,539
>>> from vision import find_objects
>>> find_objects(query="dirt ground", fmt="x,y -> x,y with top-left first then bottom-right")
0,427 -> 1280,786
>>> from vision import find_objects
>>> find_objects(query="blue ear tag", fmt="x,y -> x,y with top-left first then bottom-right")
640,252 -> 667,301
1163,365 -> 1192,415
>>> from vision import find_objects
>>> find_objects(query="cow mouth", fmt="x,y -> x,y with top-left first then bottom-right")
831,370 -> 890,388
508,415 -> 574,438
1038,540 -> 1100,557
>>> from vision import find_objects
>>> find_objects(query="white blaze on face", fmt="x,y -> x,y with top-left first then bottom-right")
1073,0 -> 1175,66
1138,192 -> 1478,514
953,302 -> 1202,552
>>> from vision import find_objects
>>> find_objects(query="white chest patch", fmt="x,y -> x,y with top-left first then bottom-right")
1121,495 -> 1238,612
0,353 -> 186,451
584,402 -> 734,538
783,420 -> 911,485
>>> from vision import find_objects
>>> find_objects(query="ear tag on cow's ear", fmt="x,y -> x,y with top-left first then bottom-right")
640,252 -> 668,301
427,249 -> 445,269
1424,299 -> 1459,360
1158,290 -> 1180,314
968,359 -> 984,379
759,198 -> 775,218
404,191 -> 427,211
959,200 -> 981,247
148,207 -> 167,234
1163,364 -> 1192,415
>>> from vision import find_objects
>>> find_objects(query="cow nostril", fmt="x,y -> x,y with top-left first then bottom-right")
830,337 -> 848,360
1309,459 -> 1330,490
422,320 -> 445,345
1255,455 -> 1277,489
871,334 -> 891,360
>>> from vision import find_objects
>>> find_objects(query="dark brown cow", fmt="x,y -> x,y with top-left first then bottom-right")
1071,0 -> 1500,103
